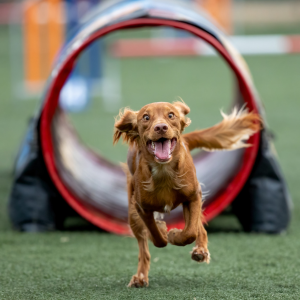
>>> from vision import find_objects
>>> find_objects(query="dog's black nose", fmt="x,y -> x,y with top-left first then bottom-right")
154,123 -> 168,134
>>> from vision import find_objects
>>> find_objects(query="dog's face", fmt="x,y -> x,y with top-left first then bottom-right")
137,102 -> 188,163
114,101 -> 191,164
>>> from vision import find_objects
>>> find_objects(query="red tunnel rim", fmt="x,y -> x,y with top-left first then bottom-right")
40,18 -> 260,235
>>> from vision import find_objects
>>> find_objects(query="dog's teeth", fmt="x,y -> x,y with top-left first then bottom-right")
152,141 -> 155,149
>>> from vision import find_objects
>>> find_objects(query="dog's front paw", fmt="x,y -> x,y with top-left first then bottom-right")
167,228 -> 182,245
148,221 -> 168,246
191,246 -> 210,263
156,220 -> 168,240
127,273 -> 148,288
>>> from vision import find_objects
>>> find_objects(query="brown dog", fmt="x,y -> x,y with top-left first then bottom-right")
113,101 -> 261,288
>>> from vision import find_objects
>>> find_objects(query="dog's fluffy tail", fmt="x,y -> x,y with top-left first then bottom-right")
183,107 -> 262,151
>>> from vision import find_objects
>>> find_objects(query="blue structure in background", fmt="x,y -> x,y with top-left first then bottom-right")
60,0 -> 103,112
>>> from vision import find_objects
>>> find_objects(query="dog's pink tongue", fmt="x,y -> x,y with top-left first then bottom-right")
154,140 -> 170,160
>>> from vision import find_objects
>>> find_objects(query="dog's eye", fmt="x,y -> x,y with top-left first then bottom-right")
168,113 -> 174,119
143,114 -> 150,121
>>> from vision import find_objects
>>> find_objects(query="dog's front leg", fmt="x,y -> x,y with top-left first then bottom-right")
168,194 -> 201,246
127,198 -> 151,288
191,217 -> 210,264
135,203 -> 168,248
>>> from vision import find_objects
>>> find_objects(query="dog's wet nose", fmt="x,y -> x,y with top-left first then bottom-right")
154,123 -> 168,134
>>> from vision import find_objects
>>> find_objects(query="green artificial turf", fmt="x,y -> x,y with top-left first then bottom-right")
1,25 -> 300,299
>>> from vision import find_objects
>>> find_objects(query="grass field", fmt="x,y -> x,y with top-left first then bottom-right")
1,24 -> 300,299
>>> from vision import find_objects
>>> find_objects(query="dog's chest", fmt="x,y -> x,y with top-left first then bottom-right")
144,187 -> 177,213
144,167 -> 187,212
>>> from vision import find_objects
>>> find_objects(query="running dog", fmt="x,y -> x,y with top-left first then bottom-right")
113,101 -> 261,287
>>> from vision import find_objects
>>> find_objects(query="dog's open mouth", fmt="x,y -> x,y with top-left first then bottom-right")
147,137 -> 177,163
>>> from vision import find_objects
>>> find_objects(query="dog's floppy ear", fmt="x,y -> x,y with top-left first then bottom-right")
113,108 -> 139,145
173,100 -> 191,131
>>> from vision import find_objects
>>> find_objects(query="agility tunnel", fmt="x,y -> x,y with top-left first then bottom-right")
9,0 -> 291,234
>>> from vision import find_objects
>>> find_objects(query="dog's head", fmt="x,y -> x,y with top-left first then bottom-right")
114,101 -> 191,164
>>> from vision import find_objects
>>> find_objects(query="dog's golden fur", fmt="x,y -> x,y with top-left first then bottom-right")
113,101 -> 262,288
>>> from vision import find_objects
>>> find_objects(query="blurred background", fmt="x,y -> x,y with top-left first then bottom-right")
1,0 -> 300,163
0,0 -> 299,298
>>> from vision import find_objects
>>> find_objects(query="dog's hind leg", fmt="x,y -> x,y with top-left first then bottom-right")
191,215 -> 210,263
127,195 -> 151,288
